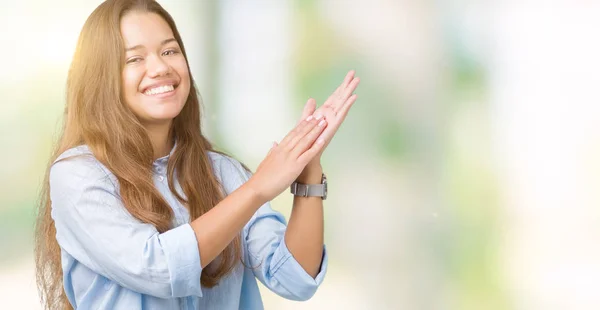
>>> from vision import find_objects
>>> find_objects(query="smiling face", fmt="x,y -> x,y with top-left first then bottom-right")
120,11 -> 190,127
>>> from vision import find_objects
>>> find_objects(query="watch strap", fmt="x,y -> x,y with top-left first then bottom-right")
290,182 -> 326,197
290,173 -> 327,199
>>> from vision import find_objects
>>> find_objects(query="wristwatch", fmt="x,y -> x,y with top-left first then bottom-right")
290,173 -> 327,200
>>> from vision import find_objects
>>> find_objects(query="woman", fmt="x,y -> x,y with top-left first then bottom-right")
34,0 -> 359,309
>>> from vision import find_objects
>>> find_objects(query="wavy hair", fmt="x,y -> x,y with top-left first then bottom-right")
35,1 -> 242,308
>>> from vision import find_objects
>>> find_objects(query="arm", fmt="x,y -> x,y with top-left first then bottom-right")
198,70 -> 358,271
284,163 -> 324,278
50,155 -> 202,298
285,70 -> 360,277
190,115 -> 327,269
218,157 -> 327,301
50,115 -> 327,298
190,173 -> 264,269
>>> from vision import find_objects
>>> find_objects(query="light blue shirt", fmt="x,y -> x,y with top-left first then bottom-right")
49,145 -> 327,309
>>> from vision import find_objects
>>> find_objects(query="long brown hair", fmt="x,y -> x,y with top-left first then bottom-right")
35,1 -> 242,309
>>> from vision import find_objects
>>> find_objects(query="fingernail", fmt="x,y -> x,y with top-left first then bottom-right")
318,119 -> 326,127
315,114 -> 323,120
306,115 -> 314,121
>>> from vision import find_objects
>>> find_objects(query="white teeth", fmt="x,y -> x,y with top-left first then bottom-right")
144,84 -> 175,96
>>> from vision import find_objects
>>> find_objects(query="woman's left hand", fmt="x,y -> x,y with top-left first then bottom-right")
296,70 -> 360,170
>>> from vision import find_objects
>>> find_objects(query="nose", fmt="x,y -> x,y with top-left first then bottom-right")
146,54 -> 171,77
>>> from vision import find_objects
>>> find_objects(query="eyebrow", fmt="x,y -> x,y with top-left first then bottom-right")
125,38 -> 177,52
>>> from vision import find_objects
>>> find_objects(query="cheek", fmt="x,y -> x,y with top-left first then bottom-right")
173,60 -> 191,91
122,68 -> 143,99
121,68 -> 146,117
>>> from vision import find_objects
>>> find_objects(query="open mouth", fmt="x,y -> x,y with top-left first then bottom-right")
142,83 -> 179,96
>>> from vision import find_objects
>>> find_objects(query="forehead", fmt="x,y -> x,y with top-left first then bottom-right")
120,11 -> 174,48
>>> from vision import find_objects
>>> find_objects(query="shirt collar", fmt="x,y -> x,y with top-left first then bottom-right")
153,140 -> 177,174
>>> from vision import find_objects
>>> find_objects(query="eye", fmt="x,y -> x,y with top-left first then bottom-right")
126,57 -> 143,64
162,49 -> 179,56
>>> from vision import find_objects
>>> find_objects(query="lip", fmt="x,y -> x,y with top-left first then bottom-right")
140,79 -> 179,94
144,88 -> 177,99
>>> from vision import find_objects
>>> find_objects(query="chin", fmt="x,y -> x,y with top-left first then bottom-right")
151,113 -> 181,123
148,103 -> 185,119
141,110 -> 181,125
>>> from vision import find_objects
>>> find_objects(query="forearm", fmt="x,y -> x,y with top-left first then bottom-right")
284,164 -> 325,278
190,180 -> 265,268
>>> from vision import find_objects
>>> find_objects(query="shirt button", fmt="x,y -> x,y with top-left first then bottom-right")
159,175 -> 165,182
103,279 -> 112,291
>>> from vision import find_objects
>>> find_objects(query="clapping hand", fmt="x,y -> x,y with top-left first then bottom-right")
296,70 -> 360,176
249,70 -> 359,201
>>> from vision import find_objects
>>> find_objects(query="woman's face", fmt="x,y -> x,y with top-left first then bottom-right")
120,11 -> 190,126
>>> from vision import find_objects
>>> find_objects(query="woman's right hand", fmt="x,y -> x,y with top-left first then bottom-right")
246,115 -> 329,203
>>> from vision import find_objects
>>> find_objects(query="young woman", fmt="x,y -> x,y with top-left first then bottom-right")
34,0 -> 359,309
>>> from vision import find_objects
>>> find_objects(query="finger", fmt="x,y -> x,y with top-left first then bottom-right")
312,106 -> 326,120
311,107 -> 339,149
266,141 -> 278,156
341,77 -> 360,99
296,132 -> 327,165
329,71 -> 355,103
280,116 -> 319,151
327,76 -> 357,112
330,86 -> 341,102
335,93 -> 358,119
279,118 -> 311,148
341,70 -> 355,89
287,116 -> 323,151
292,117 -> 327,158
313,105 -> 336,125
307,94 -> 355,158
297,98 -> 317,125
335,79 -> 359,114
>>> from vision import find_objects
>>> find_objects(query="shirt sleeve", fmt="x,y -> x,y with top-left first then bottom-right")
49,154 -> 203,299
213,154 -> 328,301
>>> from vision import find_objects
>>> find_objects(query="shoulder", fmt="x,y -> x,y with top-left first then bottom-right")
50,145 -> 116,191
207,151 -> 248,176
207,151 -> 252,193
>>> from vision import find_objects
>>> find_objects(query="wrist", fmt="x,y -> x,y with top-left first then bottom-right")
296,164 -> 323,184
304,158 -> 322,173
243,177 -> 269,206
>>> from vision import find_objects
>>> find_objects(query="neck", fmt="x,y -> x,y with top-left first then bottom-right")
144,121 -> 173,160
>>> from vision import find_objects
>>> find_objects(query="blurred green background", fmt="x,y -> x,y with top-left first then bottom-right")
2,1 -> 600,309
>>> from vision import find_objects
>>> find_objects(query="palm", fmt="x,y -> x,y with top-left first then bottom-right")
297,70 -> 360,159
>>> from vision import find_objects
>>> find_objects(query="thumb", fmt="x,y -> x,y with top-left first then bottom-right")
267,141 -> 278,156
258,141 -> 279,173
298,98 -> 317,125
